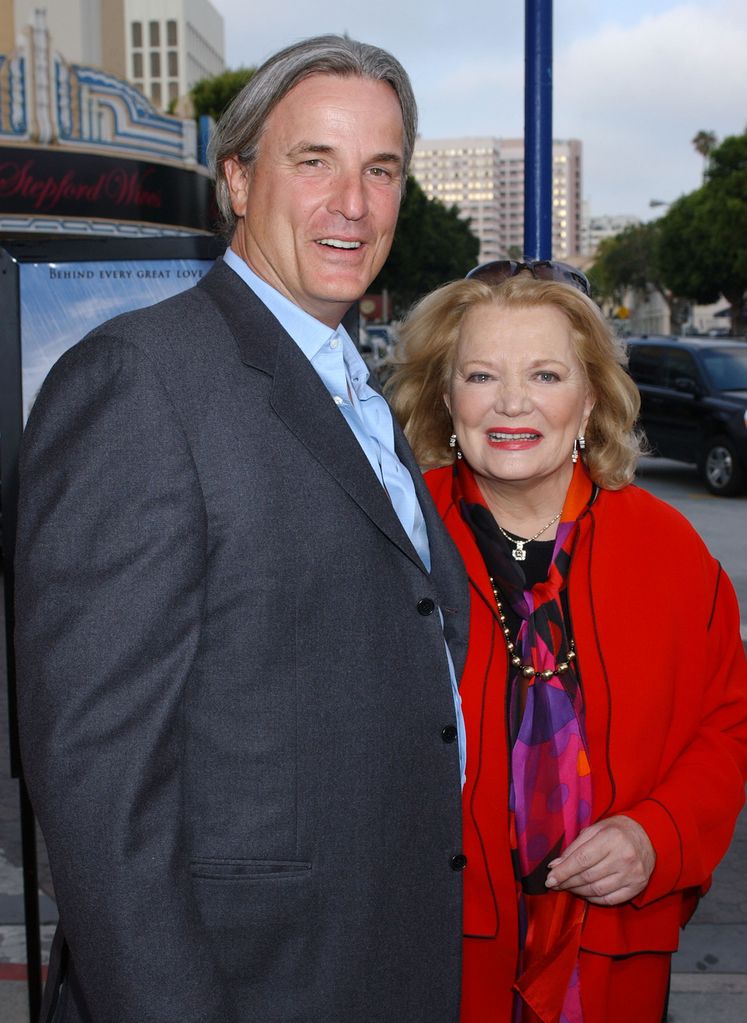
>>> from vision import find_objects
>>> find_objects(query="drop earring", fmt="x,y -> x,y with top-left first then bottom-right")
449,433 -> 463,460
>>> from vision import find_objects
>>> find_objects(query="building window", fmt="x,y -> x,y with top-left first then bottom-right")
151,81 -> 162,106
167,51 -> 178,77
168,81 -> 179,103
132,52 -> 143,77
150,52 -> 161,77
149,21 -> 160,47
131,22 -> 142,48
167,20 -> 178,46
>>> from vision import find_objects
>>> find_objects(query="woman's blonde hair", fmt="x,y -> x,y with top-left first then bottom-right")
386,275 -> 644,490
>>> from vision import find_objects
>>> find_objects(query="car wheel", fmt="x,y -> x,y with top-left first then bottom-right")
700,436 -> 746,496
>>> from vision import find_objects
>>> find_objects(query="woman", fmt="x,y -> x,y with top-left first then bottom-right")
387,263 -> 747,1023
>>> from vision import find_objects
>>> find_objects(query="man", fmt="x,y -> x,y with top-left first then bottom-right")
15,36 -> 469,1023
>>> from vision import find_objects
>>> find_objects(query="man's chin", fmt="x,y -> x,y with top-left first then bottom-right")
314,282 -> 374,309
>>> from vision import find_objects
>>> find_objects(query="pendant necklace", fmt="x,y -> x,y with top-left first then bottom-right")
498,510 -> 561,561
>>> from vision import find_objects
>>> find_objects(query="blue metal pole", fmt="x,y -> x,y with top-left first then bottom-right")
197,114 -> 213,166
524,0 -> 553,260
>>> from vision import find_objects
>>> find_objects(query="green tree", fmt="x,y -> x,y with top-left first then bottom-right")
658,130 -> 747,335
586,222 -> 690,330
190,68 -> 255,121
371,177 -> 480,318
692,129 -> 718,182
588,222 -> 658,304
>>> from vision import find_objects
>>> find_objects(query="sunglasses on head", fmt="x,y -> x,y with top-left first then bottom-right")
466,259 -> 591,297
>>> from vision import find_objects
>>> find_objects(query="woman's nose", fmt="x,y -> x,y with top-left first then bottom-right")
493,382 -> 532,416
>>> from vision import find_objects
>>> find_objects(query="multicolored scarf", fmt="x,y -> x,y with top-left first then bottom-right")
458,460 -> 594,1023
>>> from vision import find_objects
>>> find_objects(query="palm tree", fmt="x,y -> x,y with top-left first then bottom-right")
692,130 -> 718,182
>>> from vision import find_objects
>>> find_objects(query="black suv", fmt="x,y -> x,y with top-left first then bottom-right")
626,337 -> 747,496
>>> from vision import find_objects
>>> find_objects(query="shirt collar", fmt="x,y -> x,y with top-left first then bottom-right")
223,248 -> 360,370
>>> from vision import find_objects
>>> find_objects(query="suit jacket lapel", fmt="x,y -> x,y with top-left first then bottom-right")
198,262 -> 428,573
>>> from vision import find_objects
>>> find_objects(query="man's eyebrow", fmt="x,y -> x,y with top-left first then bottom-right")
286,143 -> 403,168
369,152 -> 403,168
287,142 -> 334,158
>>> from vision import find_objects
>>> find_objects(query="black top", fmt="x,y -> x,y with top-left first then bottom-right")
458,501 -> 559,637
496,529 -> 554,589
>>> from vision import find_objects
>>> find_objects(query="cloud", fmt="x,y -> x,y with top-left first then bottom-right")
220,0 -> 523,69
554,1 -> 747,214
213,0 -> 746,220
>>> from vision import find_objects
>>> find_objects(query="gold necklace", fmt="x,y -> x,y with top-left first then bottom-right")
489,577 -> 576,680
497,510 -> 561,561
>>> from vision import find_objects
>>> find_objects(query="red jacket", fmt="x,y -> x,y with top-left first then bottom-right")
427,465 -> 747,956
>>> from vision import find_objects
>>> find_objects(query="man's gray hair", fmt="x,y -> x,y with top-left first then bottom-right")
208,34 -> 418,235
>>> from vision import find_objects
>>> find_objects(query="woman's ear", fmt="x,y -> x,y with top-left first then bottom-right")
581,390 -> 596,433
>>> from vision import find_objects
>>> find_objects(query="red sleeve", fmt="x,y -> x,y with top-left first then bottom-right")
626,566 -> 747,905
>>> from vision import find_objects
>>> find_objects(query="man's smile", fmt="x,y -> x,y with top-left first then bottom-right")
316,238 -> 363,249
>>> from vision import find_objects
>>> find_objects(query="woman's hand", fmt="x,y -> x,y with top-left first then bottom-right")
544,815 -> 656,906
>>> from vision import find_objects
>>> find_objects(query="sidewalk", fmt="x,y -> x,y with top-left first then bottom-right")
0,845 -> 56,1023
668,805 -> 747,1021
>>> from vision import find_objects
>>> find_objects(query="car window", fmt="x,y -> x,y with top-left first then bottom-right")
660,349 -> 699,388
699,347 -> 747,390
628,345 -> 664,385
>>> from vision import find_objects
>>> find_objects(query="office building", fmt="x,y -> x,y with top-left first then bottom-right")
124,0 -> 224,111
411,136 -> 583,262
581,212 -> 641,257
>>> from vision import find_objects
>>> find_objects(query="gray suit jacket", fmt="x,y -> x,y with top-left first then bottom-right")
14,261 -> 470,1023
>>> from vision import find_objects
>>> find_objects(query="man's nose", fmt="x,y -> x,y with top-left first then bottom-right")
329,171 -> 368,221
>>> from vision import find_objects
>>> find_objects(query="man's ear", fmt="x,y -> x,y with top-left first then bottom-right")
223,157 -> 250,218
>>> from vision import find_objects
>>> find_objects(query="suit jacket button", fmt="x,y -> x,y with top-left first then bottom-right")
450,854 -> 467,871
441,725 -> 458,743
417,598 -> 435,616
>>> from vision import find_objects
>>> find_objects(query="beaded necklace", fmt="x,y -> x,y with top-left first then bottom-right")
488,576 -> 576,680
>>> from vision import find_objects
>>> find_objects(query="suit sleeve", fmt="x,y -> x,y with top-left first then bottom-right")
14,334 -> 231,1021
624,564 -> 747,906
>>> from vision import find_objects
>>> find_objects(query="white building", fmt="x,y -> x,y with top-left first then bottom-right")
411,136 -> 583,263
3,1 -> 224,111
582,212 -> 641,257
125,0 -> 224,111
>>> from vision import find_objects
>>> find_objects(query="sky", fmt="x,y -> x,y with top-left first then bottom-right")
210,0 -> 746,222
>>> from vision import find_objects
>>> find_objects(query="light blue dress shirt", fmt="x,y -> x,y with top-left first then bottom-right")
223,249 -> 465,785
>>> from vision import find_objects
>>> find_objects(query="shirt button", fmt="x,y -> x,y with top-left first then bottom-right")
333,395 -> 344,406
330,336 -> 340,350
441,725 -> 457,744
417,598 -> 435,616
450,854 -> 468,871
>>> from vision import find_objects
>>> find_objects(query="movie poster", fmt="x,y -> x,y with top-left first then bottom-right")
19,258 -> 213,421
